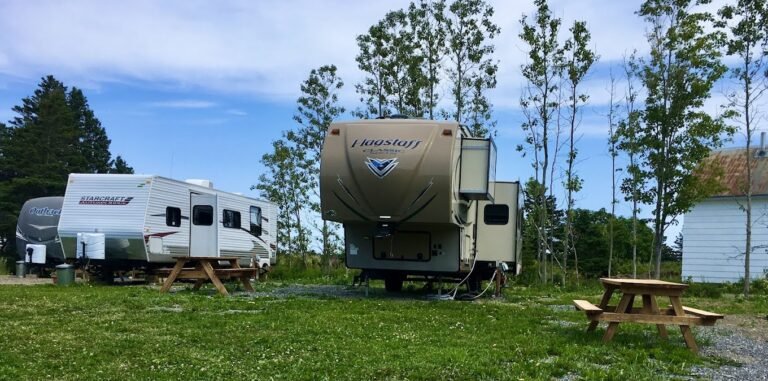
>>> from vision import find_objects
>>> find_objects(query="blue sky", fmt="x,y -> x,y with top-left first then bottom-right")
0,0 -> 746,239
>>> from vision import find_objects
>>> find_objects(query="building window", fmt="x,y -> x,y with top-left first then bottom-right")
223,209 -> 241,229
484,204 -> 509,225
166,207 -> 181,227
250,206 -> 262,236
193,205 -> 214,226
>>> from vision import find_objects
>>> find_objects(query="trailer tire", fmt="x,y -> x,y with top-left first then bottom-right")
384,276 -> 403,292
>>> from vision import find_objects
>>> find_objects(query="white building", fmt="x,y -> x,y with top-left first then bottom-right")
682,147 -> 768,283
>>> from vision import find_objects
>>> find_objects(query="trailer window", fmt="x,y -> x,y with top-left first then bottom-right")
250,206 -> 262,236
223,209 -> 241,229
165,207 -> 182,227
193,205 -> 214,226
484,204 -> 509,225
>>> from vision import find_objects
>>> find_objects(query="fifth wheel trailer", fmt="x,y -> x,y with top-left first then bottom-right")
57,174 -> 277,269
319,118 -> 522,291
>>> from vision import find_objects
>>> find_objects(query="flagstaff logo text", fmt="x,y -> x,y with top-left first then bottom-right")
79,196 -> 134,206
351,138 -> 422,150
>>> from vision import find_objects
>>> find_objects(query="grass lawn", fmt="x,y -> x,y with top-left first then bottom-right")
0,281 -> 764,380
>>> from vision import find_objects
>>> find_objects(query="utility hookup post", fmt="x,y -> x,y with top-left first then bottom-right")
494,268 -> 502,298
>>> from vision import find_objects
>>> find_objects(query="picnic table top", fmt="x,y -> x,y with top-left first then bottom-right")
600,278 -> 688,290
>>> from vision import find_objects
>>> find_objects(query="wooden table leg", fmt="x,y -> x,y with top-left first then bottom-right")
227,258 -> 255,293
200,260 -> 229,296
588,287 -> 616,332
160,259 -> 186,293
603,293 -> 633,342
646,294 -> 668,339
192,279 -> 206,290
239,274 -> 255,292
670,296 -> 698,353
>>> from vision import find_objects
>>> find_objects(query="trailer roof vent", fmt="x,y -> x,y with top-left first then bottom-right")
185,179 -> 214,188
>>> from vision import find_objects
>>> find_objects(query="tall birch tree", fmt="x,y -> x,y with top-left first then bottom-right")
717,0 -> 768,296
519,0 -> 564,283
562,20 -> 596,283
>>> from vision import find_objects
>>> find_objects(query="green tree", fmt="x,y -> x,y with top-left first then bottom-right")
288,65 -> 346,271
381,10 -> 426,117
69,88 -> 112,173
618,52 -> 644,278
606,70 -> 620,279
411,0 -> 447,119
0,75 -> 128,257
254,139 -> 312,264
355,21 -> 390,118
355,10 -> 426,118
110,155 -> 134,174
519,0 -> 564,283
520,178 -> 563,280
561,20 -> 596,284
444,0 -> 499,136
630,0 -> 732,278
717,0 -> 767,297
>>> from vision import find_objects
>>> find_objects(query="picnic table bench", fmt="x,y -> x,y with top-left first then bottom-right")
157,256 -> 257,296
573,278 -> 723,353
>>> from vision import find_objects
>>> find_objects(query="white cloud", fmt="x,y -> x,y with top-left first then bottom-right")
0,0 -> 411,101
225,109 -> 248,116
0,0 -> 724,112
148,100 -> 216,109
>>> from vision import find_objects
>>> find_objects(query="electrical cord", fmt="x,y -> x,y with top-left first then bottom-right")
448,252 -> 479,299
469,270 -> 497,300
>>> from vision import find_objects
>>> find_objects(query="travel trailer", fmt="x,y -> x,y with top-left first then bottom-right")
319,118 -> 522,291
57,174 -> 277,269
16,196 -> 65,263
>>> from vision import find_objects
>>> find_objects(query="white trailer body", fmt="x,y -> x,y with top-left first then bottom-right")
57,174 -> 277,268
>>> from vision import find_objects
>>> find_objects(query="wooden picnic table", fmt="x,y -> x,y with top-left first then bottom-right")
574,278 -> 723,353
158,256 -> 257,296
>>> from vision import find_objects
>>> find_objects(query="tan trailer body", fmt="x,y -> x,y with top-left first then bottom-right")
320,119 -> 520,285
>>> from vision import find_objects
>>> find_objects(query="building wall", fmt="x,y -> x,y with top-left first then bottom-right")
682,197 -> 768,283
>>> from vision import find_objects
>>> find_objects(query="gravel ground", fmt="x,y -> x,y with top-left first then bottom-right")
689,316 -> 768,381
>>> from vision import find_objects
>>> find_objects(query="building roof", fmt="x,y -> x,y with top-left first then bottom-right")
700,147 -> 768,197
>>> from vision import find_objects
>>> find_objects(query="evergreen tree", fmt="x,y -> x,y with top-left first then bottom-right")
110,155 -> 134,174
0,75 -> 130,257
69,88 -> 112,173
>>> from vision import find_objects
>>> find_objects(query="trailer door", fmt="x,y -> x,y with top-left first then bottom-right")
190,193 -> 218,257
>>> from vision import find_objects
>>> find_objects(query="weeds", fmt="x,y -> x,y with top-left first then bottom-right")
0,281 -> 753,380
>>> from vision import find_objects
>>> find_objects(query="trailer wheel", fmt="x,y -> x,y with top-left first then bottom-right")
384,276 -> 403,292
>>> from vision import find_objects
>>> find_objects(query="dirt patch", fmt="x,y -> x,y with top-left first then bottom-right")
0,275 -> 55,285
719,314 -> 768,343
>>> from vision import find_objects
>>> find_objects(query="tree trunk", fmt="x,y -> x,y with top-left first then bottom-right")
654,208 -> 664,279
322,219 -> 329,274
744,84 -> 752,298
632,201 -> 638,279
